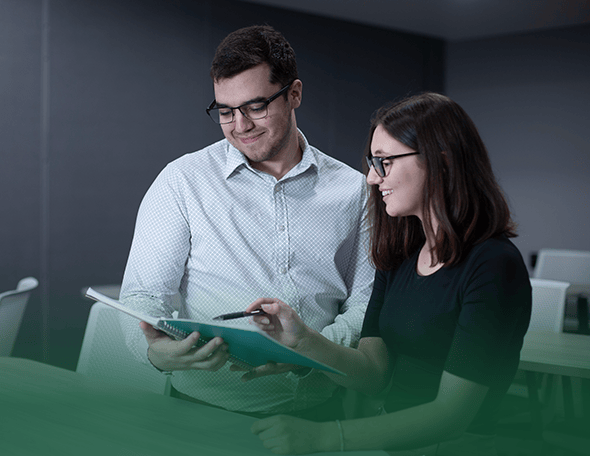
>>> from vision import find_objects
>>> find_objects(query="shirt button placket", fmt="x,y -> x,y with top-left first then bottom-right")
275,184 -> 288,274
274,183 -> 299,312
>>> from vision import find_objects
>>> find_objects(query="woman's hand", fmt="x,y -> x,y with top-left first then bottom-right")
245,298 -> 312,350
226,298 -> 316,382
251,416 -> 339,454
229,361 -> 301,382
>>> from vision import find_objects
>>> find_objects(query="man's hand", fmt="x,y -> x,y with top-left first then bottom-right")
140,321 -> 230,372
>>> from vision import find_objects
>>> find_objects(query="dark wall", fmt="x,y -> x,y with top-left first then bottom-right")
1,0 -> 444,369
446,24 -> 590,271
1,0 -> 44,357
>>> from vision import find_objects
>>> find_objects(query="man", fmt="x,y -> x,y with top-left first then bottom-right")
120,25 -> 373,421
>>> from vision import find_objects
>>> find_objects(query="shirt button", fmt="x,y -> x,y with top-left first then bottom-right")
279,267 -> 287,274
278,225 -> 285,231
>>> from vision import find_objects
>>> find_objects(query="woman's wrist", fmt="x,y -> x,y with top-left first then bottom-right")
292,326 -> 321,355
317,421 -> 345,453
323,420 -> 345,452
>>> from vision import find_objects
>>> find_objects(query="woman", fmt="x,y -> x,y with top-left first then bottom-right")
243,92 -> 531,455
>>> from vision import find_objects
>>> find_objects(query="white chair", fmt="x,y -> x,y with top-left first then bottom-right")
528,278 -> 570,333
533,249 -> 590,333
0,277 -> 38,357
76,302 -> 170,395
528,279 -> 570,422
532,250 -> 590,453
499,279 -> 570,437
533,249 -> 590,286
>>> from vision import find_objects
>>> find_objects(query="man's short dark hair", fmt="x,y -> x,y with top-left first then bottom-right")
210,25 -> 298,87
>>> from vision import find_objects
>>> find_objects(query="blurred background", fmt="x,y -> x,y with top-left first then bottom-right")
2,0 -> 589,371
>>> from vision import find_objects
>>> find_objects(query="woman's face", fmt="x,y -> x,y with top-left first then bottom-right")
366,124 -> 427,221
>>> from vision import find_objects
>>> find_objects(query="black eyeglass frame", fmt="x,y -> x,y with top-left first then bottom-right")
206,82 -> 293,124
366,151 -> 420,177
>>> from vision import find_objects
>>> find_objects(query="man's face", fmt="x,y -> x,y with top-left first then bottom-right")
213,64 -> 300,164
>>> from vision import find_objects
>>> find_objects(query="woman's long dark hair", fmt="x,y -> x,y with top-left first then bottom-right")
365,92 -> 517,271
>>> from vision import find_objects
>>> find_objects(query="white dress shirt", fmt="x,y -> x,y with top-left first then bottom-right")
120,131 -> 374,413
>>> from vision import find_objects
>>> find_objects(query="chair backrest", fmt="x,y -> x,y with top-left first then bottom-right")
529,278 -> 570,333
0,277 -> 38,356
76,302 -> 170,395
533,249 -> 590,291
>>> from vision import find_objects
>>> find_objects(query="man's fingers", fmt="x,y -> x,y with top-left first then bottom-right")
190,337 -> 225,360
206,349 -> 231,371
178,331 -> 202,352
188,343 -> 230,371
141,323 -> 232,371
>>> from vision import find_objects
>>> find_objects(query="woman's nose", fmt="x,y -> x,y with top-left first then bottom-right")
366,166 -> 382,185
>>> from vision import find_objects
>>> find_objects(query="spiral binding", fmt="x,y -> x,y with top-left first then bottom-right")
160,321 -> 188,339
159,321 -> 253,371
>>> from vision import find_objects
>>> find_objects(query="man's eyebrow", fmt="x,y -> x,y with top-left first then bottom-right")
214,96 -> 267,108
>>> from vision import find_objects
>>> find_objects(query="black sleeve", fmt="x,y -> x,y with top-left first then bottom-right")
360,270 -> 388,338
443,242 -> 532,388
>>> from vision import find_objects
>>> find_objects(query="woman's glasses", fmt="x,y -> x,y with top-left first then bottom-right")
366,152 -> 420,177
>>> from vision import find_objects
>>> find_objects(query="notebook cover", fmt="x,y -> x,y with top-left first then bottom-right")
85,287 -> 344,375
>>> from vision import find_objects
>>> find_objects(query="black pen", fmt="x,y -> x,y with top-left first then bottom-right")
212,309 -> 268,321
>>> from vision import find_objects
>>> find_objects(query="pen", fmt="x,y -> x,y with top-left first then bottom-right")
212,309 -> 267,321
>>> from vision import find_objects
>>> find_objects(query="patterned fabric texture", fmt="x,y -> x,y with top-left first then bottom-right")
119,130 -> 374,413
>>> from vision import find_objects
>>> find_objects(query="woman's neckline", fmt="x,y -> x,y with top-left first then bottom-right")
415,244 -> 444,277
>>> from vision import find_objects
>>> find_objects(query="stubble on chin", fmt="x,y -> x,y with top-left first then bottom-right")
268,115 -> 296,161
242,116 -> 295,164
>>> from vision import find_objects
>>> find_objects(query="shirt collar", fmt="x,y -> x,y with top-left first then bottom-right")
224,129 -> 318,181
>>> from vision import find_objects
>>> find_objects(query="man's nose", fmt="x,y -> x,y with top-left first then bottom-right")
234,109 -> 254,132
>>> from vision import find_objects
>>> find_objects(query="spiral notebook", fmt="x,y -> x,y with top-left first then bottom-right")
85,287 -> 344,375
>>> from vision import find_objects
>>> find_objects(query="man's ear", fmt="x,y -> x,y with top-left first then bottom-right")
289,79 -> 303,109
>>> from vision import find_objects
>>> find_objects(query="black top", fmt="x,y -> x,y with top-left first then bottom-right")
360,236 -> 531,434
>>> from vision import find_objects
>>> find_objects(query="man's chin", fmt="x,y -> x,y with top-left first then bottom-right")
235,144 -> 280,164
245,151 -> 279,164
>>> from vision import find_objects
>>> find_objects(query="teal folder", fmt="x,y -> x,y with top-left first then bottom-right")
85,287 -> 344,375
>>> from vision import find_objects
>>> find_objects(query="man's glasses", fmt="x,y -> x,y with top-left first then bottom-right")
206,82 -> 293,125
366,152 -> 420,177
